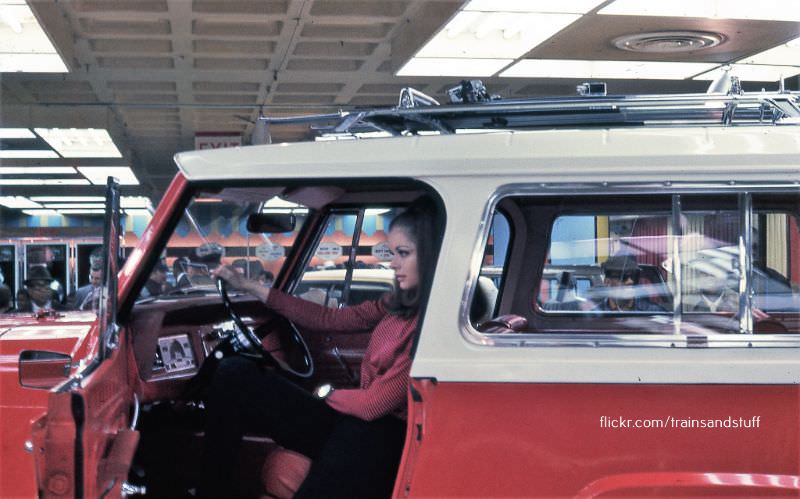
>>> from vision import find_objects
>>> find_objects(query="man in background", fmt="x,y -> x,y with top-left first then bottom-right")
72,266 -> 103,311
14,266 -> 65,313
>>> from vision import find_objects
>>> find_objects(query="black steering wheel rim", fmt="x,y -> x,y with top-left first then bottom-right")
216,278 -> 314,378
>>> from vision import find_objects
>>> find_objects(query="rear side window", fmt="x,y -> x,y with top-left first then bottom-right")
470,189 -> 800,344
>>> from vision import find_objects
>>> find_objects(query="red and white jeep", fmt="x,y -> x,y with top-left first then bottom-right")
8,86 -> 800,498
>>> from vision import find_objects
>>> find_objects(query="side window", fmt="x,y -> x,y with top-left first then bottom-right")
294,209 -> 398,307
538,213 -> 672,314
470,191 -> 800,341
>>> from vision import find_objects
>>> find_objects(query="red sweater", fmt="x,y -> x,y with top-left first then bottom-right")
267,290 -> 418,421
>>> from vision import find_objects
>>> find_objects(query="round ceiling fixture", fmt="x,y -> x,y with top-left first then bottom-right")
613,31 -> 725,53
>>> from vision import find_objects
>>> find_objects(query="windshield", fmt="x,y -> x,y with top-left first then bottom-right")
137,189 -> 310,302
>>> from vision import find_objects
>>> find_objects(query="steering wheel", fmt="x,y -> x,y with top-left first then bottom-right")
216,278 -> 314,378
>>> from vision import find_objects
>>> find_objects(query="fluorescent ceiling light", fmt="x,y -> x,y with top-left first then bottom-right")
0,127 -> 34,138
43,203 -> 105,209
77,166 -> 139,185
0,150 -> 58,158
22,209 -> 61,216
57,209 -> 105,215
123,209 -> 152,217
694,64 -> 800,82
0,178 -> 89,185
120,196 -> 151,209
34,128 -> 122,158
598,0 -> 800,22
31,196 -> 104,202
0,195 -> 41,208
741,40 -> 800,66
0,166 -> 75,174
416,12 -> 581,59
398,0 -> 603,77
398,57 -> 512,76
500,59 -> 717,79
464,0 -> 604,13
0,0 -> 69,72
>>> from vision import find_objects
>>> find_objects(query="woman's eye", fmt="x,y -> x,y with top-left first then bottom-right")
398,250 -> 409,257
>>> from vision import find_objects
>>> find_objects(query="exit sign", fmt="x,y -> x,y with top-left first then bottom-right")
195,133 -> 242,150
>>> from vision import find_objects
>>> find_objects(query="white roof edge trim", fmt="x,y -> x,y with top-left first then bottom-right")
174,127 -> 800,183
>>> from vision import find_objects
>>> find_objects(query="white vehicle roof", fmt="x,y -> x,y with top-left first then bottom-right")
175,126 -> 800,184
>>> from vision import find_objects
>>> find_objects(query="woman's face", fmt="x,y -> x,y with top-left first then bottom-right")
388,226 -> 419,291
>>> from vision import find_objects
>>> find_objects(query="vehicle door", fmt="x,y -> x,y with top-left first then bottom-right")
31,177 -> 141,498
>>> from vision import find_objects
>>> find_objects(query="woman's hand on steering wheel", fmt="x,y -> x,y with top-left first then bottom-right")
211,265 -> 269,302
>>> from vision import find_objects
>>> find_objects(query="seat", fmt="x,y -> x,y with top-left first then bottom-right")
476,314 -> 528,334
259,447 -> 312,499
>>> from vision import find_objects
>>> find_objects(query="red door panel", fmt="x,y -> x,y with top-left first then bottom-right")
397,381 -> 800,497
33,327 -> 136,498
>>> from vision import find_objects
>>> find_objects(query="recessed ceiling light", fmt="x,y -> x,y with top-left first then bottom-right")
0,128 -> 34,138
34,128 -> 122,158
464,0 -> 605,14
30,196 -> 105,203
57,209 -> 105,215
123,209 -> 152,217
0,0 -> 69,72
694,64 -> 800,82
43,203 -> 106,209
77,166 -> 139,185
416,12 -> 581,59
0,178 -> 89,185
0,166 -> 76,174
22,209 -> 61,217
598,0 -> 800,22
397,0 -> 604,77
746,39 -> 800,65
397,57 -> 513,76
500,59 -> 718,79
120,196 -> 151,209
0,196 -> 41,208
0,150 -> 59,158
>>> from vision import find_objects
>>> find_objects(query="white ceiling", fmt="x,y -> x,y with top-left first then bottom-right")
0,0 -> 798,201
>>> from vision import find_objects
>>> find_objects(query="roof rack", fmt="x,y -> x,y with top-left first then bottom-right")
261,79 -> 800,140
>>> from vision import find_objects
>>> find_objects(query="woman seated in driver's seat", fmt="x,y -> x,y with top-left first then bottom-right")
201,200 -> 436,499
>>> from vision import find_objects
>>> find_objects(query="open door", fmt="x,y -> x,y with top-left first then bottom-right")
31,177 -> 142,498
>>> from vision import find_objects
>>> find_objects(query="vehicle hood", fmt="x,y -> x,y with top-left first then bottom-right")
0,311 -> 96,351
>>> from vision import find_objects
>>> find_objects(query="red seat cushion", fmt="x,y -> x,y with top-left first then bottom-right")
260,447 -> 312,499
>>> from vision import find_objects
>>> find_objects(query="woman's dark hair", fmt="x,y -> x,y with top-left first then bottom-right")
385,197 -> 439,319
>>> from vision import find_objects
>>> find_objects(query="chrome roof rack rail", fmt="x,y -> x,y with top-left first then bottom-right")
260,84 -> 800,139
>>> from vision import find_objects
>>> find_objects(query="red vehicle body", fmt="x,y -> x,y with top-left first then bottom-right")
7,91 -> 800,498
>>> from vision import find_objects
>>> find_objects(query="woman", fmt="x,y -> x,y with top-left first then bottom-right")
201,201 -> 437,498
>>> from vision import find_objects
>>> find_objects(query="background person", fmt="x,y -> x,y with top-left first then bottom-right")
14,266 -> 65,313
0,284 -> 11,313
595,255 -> 665,312
72,266 -> 103,311
200,201 -> 437,499
141,260 -> 171,298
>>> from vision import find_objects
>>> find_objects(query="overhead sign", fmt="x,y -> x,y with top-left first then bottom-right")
316,241 -> 342,261
371,241 -> 393,261
256,242 -> 284,261
194,133 -> 242,150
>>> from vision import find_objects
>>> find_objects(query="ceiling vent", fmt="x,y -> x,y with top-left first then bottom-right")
613,31 -> 725,53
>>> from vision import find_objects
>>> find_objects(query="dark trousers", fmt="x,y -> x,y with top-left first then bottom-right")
200,356 -> 406,498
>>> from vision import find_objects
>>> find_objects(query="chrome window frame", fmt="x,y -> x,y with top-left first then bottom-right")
461,182 -> 800,349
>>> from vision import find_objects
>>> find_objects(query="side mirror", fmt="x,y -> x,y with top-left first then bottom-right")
246,213 -> 296,233
18,350 -> 72,390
